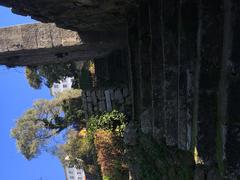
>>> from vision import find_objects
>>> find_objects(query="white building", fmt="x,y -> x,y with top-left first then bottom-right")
51,77 -> 73,96
65,166 -> 86,180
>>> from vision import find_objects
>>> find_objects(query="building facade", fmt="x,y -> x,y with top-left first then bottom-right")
65,166 -> 86,180
51,77 -> 73,96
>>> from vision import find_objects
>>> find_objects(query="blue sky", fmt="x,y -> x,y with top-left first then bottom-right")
0,6 -> 65,180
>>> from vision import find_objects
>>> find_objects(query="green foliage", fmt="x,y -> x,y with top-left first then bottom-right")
87,111 -> 128,179
11,89 -> 83,160
103,176 -> 111,180
57,130 -> 93,167
88,110 -> 126,137
79,61 -> 95,90
25,62 -> 78,89
56,129 -> 101,179
25,67 -> 42,89
11,109 -> 52,160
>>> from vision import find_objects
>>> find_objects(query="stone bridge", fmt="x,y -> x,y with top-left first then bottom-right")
0,23 -> 126,66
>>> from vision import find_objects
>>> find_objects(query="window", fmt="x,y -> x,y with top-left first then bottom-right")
54,84 -> 59,88
63,84 -> 67,88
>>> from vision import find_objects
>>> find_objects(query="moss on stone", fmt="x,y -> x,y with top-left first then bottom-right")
126,132 -> 194,180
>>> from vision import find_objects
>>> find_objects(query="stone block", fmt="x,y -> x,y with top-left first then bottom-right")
81,91 -> 86,98
109,89 -> 115,100
96,90 -> 105,101
122,87 -> 129,97
82,98 -> 87,111
140,109 -> 152,134
86,96 -> 92,103
125,96 -> 132,105
114,88 -> 124,103
98,101 -> 106,112
36,23 -> 53,48
91,91 -> 98,105
87,103 -> 93,114
93,106 -> 98,112
104,90 -> 112,112
0,25 -> 22,51
21,24 -> 38,49
86,90 -> 91,97
124,122 -> 137,146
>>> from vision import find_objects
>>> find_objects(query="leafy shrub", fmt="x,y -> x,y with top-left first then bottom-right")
88,110 -> 126,137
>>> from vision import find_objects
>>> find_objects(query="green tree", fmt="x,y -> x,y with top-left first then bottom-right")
25,62 -> 79,89
11,89 -> 83,160
25,66 -> 42,89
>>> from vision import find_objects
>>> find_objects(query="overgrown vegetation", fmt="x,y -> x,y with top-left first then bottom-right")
57,129 -> 101,179
56,110 -> 128,180
88,110 -> 126,138
87,111 -> 128,180
78,60 -> 96,90
94,129 -> 128,180
126,132 -> 194,180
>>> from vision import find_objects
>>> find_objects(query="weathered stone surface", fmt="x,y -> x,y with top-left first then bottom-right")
124,122 -> 137,146
96,90 -> 105,101
122,87 -> 129,97
87,103 -> 93,114
98,101 -> 106,112
91,91 -> 97,106
207,168 -> 222,180
226,124 -> 240,178
86,96 -> 92,103
0,0 -> 131,65
194,166 -> 205,180
114,89 -> 124,103
109,89 -> 115,100
81,87 -> 130,118
104,90 -> 112,112
0,23 -> 123,66
0,0 -> 133,32
140,109 -> 152,135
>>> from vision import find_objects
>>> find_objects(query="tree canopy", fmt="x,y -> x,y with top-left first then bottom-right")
25,62 -> 78,89
11,89 -> 83,160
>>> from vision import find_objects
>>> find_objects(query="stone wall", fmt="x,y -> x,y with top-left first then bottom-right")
81,87 -> 131,118
95,49 -> 129,87
126,0 -> 240,179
